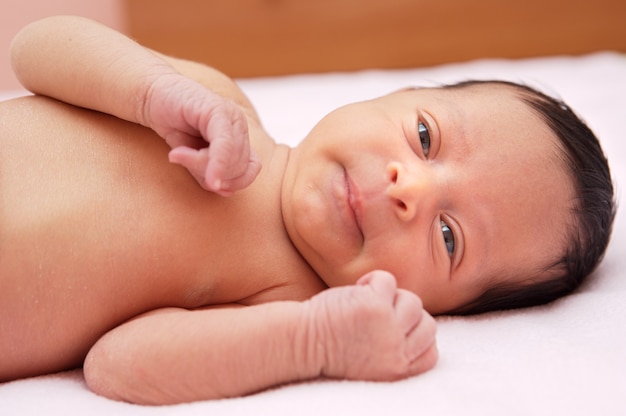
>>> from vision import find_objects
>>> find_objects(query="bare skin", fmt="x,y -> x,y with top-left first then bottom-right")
1,16 -> 574,404
1,17 -> 437,404
0,94 -> 321,374
0,74 -> 435,404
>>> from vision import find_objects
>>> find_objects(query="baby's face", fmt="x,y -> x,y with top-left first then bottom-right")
281,85 -> 575,314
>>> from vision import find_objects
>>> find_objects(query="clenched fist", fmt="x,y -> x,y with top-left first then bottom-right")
142,73 -> 261,196
304,270 -> 438,381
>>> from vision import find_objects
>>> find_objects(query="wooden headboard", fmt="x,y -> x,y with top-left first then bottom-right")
125,0 -> 626,78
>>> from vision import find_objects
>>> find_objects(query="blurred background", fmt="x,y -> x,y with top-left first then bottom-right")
0,0 -> 125,90
2,0 -> 625,90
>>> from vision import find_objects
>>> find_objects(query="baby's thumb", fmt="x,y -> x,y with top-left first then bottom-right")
356,270 -> 398,298
205,149 -> 262,196
168,147 -> 216,192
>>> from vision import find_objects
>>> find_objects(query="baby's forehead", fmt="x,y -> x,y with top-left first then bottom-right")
395,83 -> 540,125
380,84 -> 516,115
417,83 -> 551,134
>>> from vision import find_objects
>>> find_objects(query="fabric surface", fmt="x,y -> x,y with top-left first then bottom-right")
1,52 -> 625,415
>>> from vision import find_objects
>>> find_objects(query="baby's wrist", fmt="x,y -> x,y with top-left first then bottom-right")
290,300 -> 327,380
136,68 -> 183,129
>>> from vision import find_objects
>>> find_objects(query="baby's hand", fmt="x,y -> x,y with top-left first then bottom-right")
142,73 -> 261,196
305,270 -> 438,382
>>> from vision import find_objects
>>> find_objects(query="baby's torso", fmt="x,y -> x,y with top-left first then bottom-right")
0,96 -> 323,378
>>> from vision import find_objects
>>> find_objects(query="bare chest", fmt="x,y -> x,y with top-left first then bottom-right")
0,97 -> 321,346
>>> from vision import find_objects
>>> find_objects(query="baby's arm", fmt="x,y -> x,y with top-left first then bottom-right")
10,15 -> 260,195
84,271 -> 437,405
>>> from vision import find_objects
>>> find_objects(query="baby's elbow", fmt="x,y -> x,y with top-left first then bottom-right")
9,17 -> 56,85
83,340 -> 129,403
84,338 -> 192,405
9,22 -> 30,81
83,339 -> 154,404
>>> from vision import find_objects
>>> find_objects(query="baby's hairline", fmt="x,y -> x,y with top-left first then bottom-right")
423,80 -> 590,316
408,79 -> 538,91
447,257 -> 571,316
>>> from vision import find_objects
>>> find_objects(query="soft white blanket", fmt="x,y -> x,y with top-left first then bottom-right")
1,52 -> 625,415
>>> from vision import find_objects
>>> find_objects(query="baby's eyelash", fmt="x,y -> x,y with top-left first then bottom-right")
418,120 -> 430,157
441,220 -> 455,256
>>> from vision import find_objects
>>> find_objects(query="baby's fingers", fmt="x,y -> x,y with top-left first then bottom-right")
356,270 -> 398,301
393,289 -> 424,335
203,107 -> 260,193
405,311 -> 438,370
168,147 -> 209,184
169,146 -> 261,196
406,341 -> 438,377
210,151 -> 262,196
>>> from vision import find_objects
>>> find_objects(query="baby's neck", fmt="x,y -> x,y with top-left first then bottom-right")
229,141 -> 325,305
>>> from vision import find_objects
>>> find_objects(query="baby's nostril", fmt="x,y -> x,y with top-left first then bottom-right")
397,200 -> 407,211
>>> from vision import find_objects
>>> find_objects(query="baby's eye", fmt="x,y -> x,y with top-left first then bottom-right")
418,121 -> 431,157
441,220 -> 455,255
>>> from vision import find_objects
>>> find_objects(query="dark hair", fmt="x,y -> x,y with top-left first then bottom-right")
444,80 -> 616,315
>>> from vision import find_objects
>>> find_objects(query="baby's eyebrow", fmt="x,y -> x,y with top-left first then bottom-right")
433,101 -> 468,157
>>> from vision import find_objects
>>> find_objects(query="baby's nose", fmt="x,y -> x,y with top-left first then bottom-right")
386,161 -> 437,222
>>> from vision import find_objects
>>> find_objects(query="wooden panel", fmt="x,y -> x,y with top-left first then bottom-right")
125,0 -> 626,77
